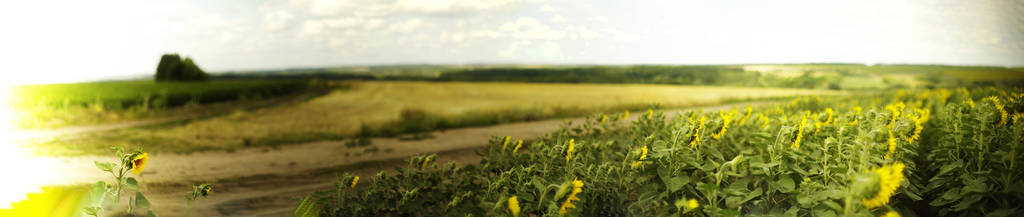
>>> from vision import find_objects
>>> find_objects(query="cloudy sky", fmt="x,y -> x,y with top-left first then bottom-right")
2,0 -> 1023,84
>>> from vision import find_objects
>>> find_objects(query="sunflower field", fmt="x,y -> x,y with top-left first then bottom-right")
304,87 -> 1023,217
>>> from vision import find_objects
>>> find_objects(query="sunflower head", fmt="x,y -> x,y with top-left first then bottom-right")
686,198 -> 699,209
858,162 -> 906,208
130,152 -> 149,175
558,178 -> 584,216
507,196 -> 521,217
350,176 -> 360,189
512,140 -> 523,154
880,211 -> 900,217
200,184 -> 213,197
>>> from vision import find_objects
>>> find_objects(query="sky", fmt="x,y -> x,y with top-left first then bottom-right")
1,0 -> 1022,84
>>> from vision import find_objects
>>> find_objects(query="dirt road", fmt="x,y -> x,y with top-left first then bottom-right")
42,101 -> 775,217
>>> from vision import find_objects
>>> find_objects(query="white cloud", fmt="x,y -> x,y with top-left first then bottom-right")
441,31 -> 467,43
387,18 -> 425,33
303,20 -> 325,35
470,29 -> 503,38
499,17 -> 565,40
569,26 -> 600,40
537,41 -> 562,59
498,43 -> 519,58
500,40 -> 562,59
263,10 -> 295,31
364,19 -> 386,30
551,15 -> 566,23
329,37 -> 347,48
600,28 -> 630,40
308,0 -> 523,17
391,0 -> 521,14
538,4 -> 555,13
322,17 -> 364,28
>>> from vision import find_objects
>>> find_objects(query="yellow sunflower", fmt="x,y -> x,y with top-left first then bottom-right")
421,156 -> 432,169
880,211 -> 899,217
201,184 -> 213,197
512,140 -> 523,154
565,139 -> 575,163
508,196 -> 521,217
350,176 -> 359,189
130,152 -> 149,175
559,178 -> 584,216
690,116 -> 705,148
632,145 -> 648,168
862,162 -> 906,208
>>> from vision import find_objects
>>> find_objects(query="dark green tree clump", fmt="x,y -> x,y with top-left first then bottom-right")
155,54 -> 209,81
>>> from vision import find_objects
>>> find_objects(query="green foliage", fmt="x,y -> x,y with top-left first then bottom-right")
303,87 -> 1024,216
185,183 -> 213,206
295,195 -> 322,217
155,53 -> 208,81
88,147 -> 155,216
155,54 -> 181,81
922,88 -> 1024,216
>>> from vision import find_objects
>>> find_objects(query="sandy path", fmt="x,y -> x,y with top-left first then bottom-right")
47,101 -> 775,217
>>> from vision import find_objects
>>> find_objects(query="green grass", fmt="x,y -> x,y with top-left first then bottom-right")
11,79 -> 312,129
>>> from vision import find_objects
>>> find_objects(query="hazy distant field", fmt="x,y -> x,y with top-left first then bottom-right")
31,81 -> 835,156
11,80 -> 311,129
744,64 -> 1024,86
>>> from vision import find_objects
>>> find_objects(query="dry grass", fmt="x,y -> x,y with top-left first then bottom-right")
32,81 -> 836,155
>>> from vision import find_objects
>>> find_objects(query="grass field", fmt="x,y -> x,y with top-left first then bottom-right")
28,81 -> 836,156
11,80 -> 312,129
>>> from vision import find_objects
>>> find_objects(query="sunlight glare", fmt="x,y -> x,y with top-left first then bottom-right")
0,83 -> 63,209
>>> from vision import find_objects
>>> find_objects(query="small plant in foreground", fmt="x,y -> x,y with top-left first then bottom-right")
185,183 -> 214,206
87,147 -> 155,217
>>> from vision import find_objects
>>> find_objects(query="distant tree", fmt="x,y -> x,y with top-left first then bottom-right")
179,58 -> 208,81
155,54 -> 208,82
155,54 -> 181,81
